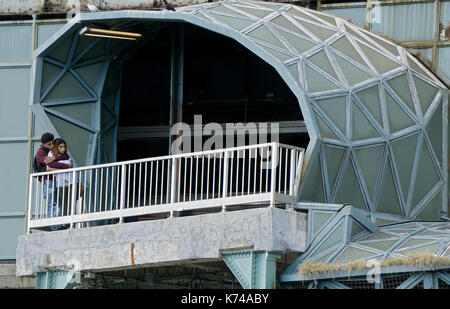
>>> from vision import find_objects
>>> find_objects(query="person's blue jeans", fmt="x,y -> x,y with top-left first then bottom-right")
42,179 -> 63,231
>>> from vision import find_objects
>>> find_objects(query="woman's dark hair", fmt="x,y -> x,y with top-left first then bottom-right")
51,138 -> 67,155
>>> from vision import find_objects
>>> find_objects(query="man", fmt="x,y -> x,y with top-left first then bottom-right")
35,132 -> 72,231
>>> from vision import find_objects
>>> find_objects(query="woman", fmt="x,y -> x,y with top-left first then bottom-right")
47,138 -> 83,216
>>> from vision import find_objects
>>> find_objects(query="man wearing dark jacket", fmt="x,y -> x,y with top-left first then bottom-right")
35,132 -> 72,231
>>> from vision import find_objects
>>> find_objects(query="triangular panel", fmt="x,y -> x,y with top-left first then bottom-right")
358,43 -> 401,74
323,145 -> 346,194
376,159 -> 403,216
352,99 -> 380,140
44,72 -> 91,102
425,101 -> 443,166
230,5 -> 273,19
307,49 -> 339,81
74,62 -> 102,89
297,19 -> 335,41
314,111 -> 341,140
334,158 -> 367,210
411,138 -> 441,209
391,133 -> 419,200
386,74 -> 416,115
275,28 -> 316,54
247,25 -> 285,48
305,64 -> 341,93
315,95 -> 346,136
413,74 -> 439,116
355,85 -> 383,127
414,190 -> 442,221
354,144 -> 383,202
384,90 -> 415,133
211,13 -> 255,32
48,102 -> 94,127
330,35 -> 369,70
299,155 -> 325,203
312,211 -> 335,237
334,53 -> 373,86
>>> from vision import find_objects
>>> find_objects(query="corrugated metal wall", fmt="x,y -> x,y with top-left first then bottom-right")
0,18 -> 65,259
320,0 -> 450,86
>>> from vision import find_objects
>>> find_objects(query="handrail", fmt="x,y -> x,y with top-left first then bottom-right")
30,142 -> 288,177
27,142 -> 304,232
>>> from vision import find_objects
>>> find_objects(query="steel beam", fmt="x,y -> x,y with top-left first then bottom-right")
222,250 -> 281,289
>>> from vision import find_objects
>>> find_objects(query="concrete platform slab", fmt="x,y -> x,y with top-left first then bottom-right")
16,207 -> 307,277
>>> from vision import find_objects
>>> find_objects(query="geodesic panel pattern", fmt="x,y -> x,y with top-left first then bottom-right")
304,221 -> 450,266
180,0 -> 448,222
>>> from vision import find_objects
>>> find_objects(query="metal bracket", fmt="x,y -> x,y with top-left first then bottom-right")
222,250 -> 281,289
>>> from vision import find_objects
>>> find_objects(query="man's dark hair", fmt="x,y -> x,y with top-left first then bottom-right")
41,132 -> 54,144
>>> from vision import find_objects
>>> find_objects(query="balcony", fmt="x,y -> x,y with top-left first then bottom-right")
27,142 -> 304,232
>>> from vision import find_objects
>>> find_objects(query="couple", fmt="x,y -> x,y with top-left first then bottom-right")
35,132 -> 79,231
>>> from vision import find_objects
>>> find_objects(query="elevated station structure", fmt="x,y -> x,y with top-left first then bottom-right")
1,0 -> 448,288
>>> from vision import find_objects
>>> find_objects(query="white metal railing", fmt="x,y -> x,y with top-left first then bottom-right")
27,142 -> 304,232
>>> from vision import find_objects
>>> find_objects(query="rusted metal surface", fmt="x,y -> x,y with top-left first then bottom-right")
0,0 -> 304,15
0,0 -> 204,15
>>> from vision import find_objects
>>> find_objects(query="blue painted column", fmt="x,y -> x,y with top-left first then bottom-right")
222,250 -> 281,289
36,270 -> 76,289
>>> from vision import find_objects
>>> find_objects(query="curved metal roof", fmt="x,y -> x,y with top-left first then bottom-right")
32,0 -> 448,223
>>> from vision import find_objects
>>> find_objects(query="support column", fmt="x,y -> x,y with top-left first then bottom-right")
36,270 -> 76,289
222,250 -> 281,289
169,22 -> 184,154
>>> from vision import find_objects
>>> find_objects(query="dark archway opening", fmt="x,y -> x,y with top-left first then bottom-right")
117,23 -> 309,162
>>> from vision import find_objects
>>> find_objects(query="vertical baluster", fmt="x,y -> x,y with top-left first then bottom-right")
138,163 -> 142,207
177,158 -> 181,203
94,169 -> 98,213
149,161 -> 153,206
259,147 -> 263,193
242,149 -> 246,195
120,164 -> 126,223
218,153 -> 222,198
195,156 -> 199,200
115,166 -> 120,211
189,156 -> 193,201
229,152 -> 234,197
270,143 -> 278,207
206,155 -> 210,199
144,162 -> 148,206
127,163 -> 131,208
247,148 -> 251,195
235,150 -> 239,196
253,148 -> 257,194
284,148 -> 288,194
201,156 -> 204,200
183,158 -> 187,202
155,161 -> 159,205
105,167 -> 109,211
89,169 -> 93,214
100,168 -> 104,212
212,154 -> 216,199
133,164 -> 137,207
161,160 -> 165,204
83,169 -> 87,215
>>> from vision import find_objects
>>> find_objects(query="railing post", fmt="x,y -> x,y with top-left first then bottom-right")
119,164 -> 126,223
171,157 -> 176,204
270,143 -> 278,208
70,170 -> 77,229
27,175 -> 34,234
222,151 -> 229,212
